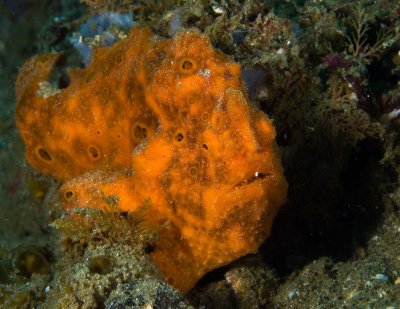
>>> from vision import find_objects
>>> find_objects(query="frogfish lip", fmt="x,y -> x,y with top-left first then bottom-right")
235,171 -> 272,188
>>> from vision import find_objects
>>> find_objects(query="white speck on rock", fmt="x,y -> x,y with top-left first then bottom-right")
288,289 -> 300,300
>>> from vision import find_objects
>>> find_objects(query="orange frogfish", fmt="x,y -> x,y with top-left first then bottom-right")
15,27 -> 288,293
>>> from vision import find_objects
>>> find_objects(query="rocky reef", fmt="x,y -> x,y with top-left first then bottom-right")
1,0 -> 400,308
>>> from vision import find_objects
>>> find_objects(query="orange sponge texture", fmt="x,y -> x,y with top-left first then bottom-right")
16,29 -> 159,181
16,28 -> 288,293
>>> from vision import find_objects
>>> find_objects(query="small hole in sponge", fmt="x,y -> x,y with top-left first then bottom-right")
36,147 -> 52,162
187,96 -> 196,105
132,123 -> 148,142
174,132 -> 184,142
101,88 -> 110,100
182,60 -> 193,70
88,146 -> 100,160
188,166 -> 198,178
201,112 -> 210,122
178,57 -> 197,74
64,191 -> 74,200
203,144 -> 208,150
